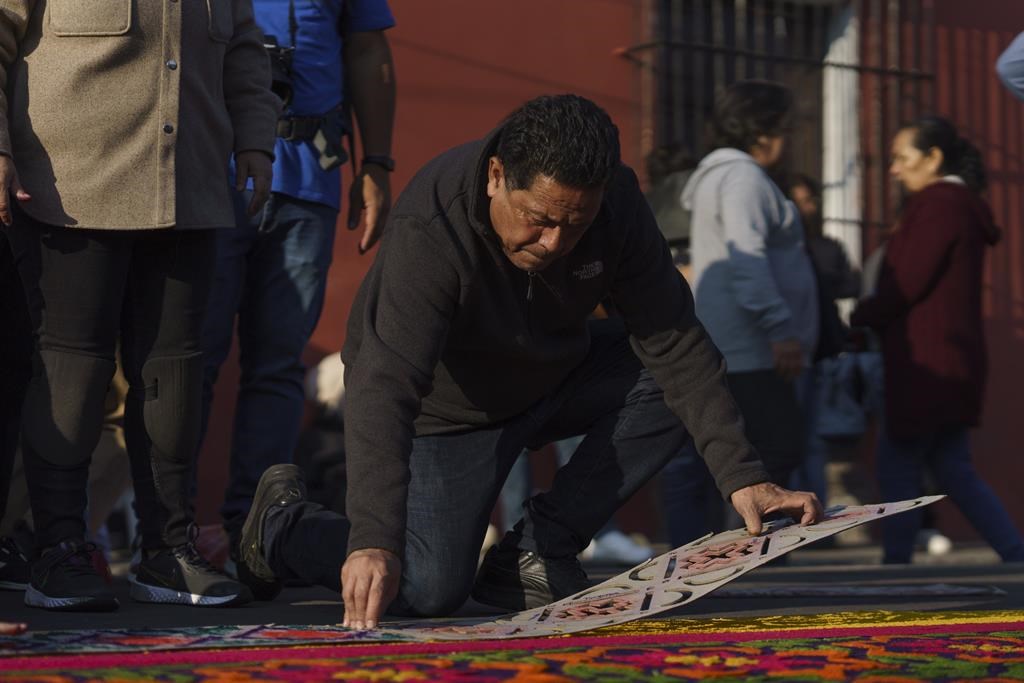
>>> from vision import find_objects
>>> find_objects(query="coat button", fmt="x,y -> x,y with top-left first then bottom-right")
163,124 -> 174,134
166,59 -> 178,70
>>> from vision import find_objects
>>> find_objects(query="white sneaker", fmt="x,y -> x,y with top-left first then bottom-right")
917,529 -> 953,556
586,530 -> 653,565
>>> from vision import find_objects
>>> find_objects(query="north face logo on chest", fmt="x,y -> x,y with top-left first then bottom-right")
572,261 -> 604,280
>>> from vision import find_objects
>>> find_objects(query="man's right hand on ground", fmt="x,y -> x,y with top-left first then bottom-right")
341,547 -> 401,630
0,154 -> 31,226
770,338 -> 803,381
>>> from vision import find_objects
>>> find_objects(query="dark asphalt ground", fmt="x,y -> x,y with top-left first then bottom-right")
3,543 -> 1021,633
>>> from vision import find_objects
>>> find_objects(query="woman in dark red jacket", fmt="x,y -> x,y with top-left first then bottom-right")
852,117 -> 1024,564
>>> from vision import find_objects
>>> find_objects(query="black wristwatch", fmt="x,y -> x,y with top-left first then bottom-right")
361,155 -> 395,172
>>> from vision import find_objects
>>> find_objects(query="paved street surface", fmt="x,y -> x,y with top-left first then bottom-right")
2,543 -> 1021,633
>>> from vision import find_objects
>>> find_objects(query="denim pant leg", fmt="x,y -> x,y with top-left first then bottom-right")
928,429 -> 1024,562
263,424 -> 523,616
198,191 -> 256,472
498,453 -> 532,533
661,439 -> 719,547
392,427 -> 524,616
221,193 -> 338,534
514,320 -> 689,557
791,366 -> 828,505
876,429 -> 926,563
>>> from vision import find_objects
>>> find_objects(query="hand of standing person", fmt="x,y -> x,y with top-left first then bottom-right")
0,622 -> 26,635
347,163 -> 391,254
235,150 -> 273,217
341,547 -> 401,629
730,481 -> 823,535
344,29 -> 395,255
0,154 -> 31,227
771,338 -> 803,381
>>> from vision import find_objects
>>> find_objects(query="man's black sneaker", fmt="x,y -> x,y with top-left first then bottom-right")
237,464 -> 307,601
0,537 -> 29,590
25,541 -> 118,612
471,544 -> 591,611
130,530 -> 253,607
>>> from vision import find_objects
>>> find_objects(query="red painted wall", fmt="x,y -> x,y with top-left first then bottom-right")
196,0 -> 646,524
199,1 -> 1024,548
927,1 -> 1024,540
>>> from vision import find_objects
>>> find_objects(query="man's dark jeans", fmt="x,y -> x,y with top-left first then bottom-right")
263,319 -> 689,616
199,191 -> 337,540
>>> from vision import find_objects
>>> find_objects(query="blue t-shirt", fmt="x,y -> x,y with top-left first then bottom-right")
251,0 -> 395,210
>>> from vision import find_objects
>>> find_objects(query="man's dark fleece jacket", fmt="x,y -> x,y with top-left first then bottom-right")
342,129 -> 769,558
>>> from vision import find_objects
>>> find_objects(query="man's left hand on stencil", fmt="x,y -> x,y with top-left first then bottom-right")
342,547 -> 401,629
730,481 -> 823,536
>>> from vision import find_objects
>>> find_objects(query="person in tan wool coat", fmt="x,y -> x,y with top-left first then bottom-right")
0,0 -> 279,612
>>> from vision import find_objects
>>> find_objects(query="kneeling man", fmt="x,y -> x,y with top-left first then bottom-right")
236,94 -> 822,628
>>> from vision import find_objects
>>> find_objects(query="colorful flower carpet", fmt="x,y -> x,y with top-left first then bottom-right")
0,610 -> 1021,681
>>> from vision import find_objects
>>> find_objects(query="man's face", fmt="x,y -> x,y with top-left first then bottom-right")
486,157 -> 604,272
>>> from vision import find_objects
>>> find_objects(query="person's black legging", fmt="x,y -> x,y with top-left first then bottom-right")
0,232 -> 32,524
7,210 -> 215,551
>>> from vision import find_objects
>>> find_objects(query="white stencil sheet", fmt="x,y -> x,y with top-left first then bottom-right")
366,495 -> 943,642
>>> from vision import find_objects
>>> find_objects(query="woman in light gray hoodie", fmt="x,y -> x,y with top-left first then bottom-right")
681,80 -> 819,484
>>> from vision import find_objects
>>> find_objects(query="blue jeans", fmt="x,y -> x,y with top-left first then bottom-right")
660,439 -> 720,547
790,366 -> 828,506
262,320 -> 689,616
199,191 -> 337,537
877,426 -> 1024,563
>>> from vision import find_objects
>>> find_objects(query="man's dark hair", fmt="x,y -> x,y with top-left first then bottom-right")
710,80 -> 794,152
495,94 -> 621,191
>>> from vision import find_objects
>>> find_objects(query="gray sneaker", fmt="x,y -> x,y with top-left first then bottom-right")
471,543 -> 590,612
130,529 -> 252,607
237,464 -> 307,601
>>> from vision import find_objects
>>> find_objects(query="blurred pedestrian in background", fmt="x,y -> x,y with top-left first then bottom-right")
682,80 -> 819,489
851,116 -> 1024,564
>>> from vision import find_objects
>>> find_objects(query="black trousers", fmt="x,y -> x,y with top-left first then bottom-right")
7,211 -> 216,549
727,370 -> 805,485
0,232 -> 32,522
